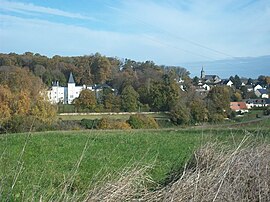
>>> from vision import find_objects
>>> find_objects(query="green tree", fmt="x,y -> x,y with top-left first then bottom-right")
205,86 -> 230,121
148,75 -> 181,111
230,75 -> 241,89
121,85 -> 139,112
170,102 -> 190,125
192,76 -> 199,85
190,99 -> 208,123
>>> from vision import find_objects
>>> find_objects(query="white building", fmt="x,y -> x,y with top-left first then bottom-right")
47,72 -> 93,104
254,84 -> 263,92
47,72 -> 115,104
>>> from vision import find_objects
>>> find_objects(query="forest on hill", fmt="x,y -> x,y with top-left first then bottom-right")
0,52 -> 269,133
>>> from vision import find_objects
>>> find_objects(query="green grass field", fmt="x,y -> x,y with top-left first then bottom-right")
0,127 -> 269,201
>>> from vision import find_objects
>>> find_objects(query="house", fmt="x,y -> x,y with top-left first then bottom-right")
47,72 -> 114,104
230,102 -> 249,113
202,83 -> 210,91
255,89 -> 269,98
221,79 -> 233,87
195,83 -> 210,94
244,99 -> 268,108
47,73 -> 89,104
245,85 -> 254,92
254,84 -> 263,92
176,77 -> 185,91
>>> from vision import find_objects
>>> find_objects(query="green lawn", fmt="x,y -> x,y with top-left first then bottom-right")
0,128 -> 269,201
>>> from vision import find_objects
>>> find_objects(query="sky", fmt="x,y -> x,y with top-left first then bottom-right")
0,0 -> 270,78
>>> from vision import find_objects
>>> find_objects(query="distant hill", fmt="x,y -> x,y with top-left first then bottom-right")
185,55 -> 270,79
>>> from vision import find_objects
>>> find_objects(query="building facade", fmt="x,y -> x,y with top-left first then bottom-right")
47,72 -> 93,104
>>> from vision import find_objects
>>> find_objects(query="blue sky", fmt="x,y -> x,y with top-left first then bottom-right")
0,0 -> 269,78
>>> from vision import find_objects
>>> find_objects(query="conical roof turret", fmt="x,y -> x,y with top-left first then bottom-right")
68,72 -> 75,83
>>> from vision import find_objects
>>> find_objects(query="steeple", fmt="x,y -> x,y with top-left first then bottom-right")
68,72 -> 75,83
201,66 -> 205,79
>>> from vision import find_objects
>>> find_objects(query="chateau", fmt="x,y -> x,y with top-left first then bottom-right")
47,72 -> 94,104
47,72 -> 114,104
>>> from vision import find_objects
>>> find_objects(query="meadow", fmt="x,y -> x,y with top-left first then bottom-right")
0,124 -> 269,201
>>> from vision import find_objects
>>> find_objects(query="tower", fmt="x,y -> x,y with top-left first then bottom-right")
67,72 -> 76,104
201,66 -> 205,79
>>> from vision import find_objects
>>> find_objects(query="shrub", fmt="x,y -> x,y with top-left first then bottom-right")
263,107 -> 270,115
55,120 -> 83,131
97,118 -> 131,130
209,113 -> 224,123
127,114 -> 159,129
80,119 -> 98,129
2,115 -> 57,133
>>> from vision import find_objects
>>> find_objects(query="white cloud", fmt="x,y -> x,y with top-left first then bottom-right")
0,0 -> 96,20
0,0 -> 269,68
0,14 -> 173,62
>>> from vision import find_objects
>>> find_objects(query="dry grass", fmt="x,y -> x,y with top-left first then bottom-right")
85,138 -> 270,202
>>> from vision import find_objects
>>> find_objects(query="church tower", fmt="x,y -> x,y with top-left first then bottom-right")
201,66 -> 205,79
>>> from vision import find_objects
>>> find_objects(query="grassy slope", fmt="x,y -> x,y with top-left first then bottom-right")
0,128 -> 269,200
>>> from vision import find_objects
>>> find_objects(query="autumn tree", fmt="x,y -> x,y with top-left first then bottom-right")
189,99 -> 208,123
73,89 -> 97,111
0,67 -> 56,132
91,53 -> 112,84
0,85 -> 12,123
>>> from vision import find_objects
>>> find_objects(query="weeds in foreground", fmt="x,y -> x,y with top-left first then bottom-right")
86,137 -> 270,202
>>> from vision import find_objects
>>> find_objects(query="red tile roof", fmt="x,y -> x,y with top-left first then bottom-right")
230,102 -> 248,111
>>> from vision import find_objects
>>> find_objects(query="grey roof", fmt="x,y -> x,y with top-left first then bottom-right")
257,89 -> 268,94
244,99 -> 266,104
205,75 -> 219,80
221,79 -> 232,85
93,84 -> 112,90
68,72 -> 75,83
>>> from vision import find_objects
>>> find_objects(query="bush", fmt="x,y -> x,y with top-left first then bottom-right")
263,107 -> 270,116
97,118 -> 131,130
127,114 -> 159,129
209,113 -> 224,123
2,115 -> 56,133
55,120 -> 83,131
80,119 -> 99,129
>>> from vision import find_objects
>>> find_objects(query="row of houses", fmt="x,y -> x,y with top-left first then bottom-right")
230,99 -> 270,113
195,67 -> 269,99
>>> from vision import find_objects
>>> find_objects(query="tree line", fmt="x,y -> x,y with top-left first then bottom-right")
1,52 -> 268,132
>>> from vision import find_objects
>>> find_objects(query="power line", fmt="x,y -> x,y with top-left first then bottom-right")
107,5 -> 236,60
